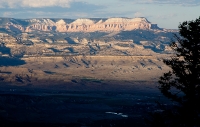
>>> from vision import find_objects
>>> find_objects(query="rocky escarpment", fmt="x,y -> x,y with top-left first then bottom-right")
0,17 -> 161,33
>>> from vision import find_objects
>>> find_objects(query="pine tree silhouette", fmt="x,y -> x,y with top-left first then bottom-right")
158,17 -> 200,126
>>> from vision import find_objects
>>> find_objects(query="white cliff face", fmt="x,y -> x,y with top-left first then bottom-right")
71,19 -> 95,25
28,19 -> 55,25
25,19 -> 56,32
56,17 -> 158,32
56,19 -> 66,25
55,19 -> 68,32
3,17 -> 161,33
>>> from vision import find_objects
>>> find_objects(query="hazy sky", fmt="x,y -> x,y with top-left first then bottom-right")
0,0 -> 199,29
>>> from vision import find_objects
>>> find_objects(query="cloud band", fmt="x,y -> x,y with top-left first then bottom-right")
0,0 -> 72,8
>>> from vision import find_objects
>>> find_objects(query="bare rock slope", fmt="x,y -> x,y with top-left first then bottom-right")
0,17 -> 177,84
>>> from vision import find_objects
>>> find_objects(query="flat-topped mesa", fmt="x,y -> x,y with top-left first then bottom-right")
64,19 -> 96,32
104,17 -> 148,23
1,17 -> 161,33
56,17 -> 160,32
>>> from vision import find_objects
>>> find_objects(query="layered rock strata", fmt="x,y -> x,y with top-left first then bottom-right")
1,17 -> 160,33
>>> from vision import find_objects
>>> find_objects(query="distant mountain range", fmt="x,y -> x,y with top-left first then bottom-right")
0,17 -> 165,33
0,17 -> 179,57
0,17 -> 178,86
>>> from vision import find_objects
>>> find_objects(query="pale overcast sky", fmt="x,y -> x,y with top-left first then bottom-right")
0,0 -> 200,29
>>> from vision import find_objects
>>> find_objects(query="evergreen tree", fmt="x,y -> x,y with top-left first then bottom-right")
158,17 -> 200,126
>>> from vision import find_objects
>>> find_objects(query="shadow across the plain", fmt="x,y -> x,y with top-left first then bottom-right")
0,56 -> 26,66
0,80 -> 169,127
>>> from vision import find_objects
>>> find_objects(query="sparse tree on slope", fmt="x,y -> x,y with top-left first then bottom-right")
158,17 -> 200,126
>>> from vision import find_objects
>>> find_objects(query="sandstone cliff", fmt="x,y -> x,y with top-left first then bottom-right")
1,17 -> 161,33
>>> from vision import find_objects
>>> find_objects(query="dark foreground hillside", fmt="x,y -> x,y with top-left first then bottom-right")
0,80 -> 173,127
